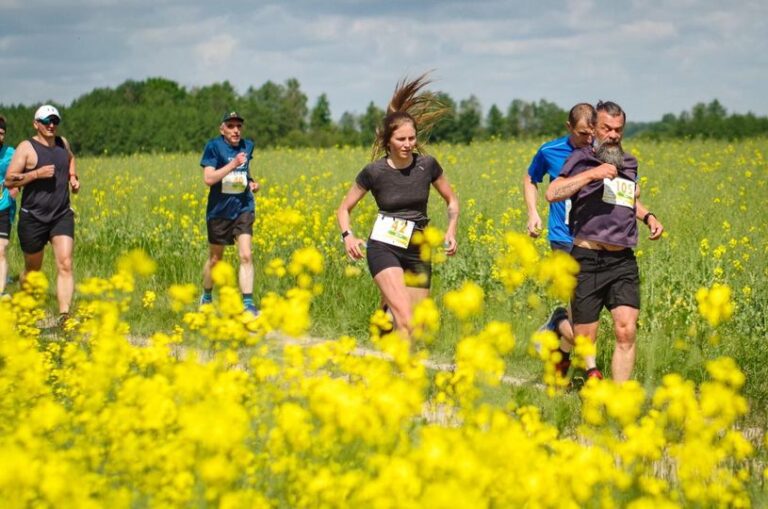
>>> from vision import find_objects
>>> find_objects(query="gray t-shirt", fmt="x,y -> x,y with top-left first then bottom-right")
561,147 -> 639,248
355,154 -> 443,226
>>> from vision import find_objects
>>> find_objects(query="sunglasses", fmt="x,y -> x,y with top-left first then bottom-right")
37,116 -> 61,126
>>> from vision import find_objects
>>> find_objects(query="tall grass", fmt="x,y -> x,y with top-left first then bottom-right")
7,139 -> 767,406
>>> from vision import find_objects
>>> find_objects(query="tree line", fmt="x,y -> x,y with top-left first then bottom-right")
1,78 -> 766,156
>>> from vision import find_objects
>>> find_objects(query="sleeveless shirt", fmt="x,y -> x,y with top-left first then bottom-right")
21,137 -> 71,223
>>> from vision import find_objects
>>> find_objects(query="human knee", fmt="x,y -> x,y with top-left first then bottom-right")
614,321 -> 637,345
239,250 -> 253,266
57,256 -> 74,274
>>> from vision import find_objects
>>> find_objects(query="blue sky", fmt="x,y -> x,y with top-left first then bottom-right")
1,0 -> 766,121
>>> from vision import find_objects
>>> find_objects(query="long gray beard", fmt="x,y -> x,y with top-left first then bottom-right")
595,142 -> 624,171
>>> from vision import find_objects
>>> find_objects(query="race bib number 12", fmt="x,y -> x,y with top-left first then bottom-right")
370,214 -> 415,249
602,177 -> 636,208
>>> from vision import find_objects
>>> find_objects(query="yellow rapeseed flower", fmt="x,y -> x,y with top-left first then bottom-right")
443,281 -> 484,320
695,283 -> 734,327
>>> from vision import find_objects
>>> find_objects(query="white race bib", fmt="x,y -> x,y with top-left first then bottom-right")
602,177 -> 636,208
370,214 -> 415,249
222,170 -> 248,194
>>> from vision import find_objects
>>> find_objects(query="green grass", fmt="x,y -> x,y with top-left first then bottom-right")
7,138 -> 768,410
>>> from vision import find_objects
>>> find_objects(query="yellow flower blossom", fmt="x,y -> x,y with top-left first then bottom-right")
695,283 -> 734,327
443,281 -> 484,320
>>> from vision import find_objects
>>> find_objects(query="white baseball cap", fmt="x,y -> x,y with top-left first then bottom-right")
34,105 -> 61,121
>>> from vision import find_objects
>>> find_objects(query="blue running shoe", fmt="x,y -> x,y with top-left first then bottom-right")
539,306 -> 568,333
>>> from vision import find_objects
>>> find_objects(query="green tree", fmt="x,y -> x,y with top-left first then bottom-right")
310,94 -> 333,132
338,112 -> 359,145
359,101 -> 384,148
486,104 -> 505,139
456,95 -> 483,143
430,92 -> 459,144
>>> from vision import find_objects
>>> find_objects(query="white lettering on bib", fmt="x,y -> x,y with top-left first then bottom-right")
602,177 -> 636,208
370,214 -> 415,248
222,170 -> 248,194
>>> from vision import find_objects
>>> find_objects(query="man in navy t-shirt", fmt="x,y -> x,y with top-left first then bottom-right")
199,111 -> 260,315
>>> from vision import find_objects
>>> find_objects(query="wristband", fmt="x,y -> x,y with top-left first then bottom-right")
341,230 -> 352,240
642,212 -> 656,225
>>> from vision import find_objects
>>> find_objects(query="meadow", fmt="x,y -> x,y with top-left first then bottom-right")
2,138 -> 767,506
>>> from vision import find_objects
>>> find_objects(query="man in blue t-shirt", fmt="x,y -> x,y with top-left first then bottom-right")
523,103 -> 596,372
199,111 -> 260,315
0,115 -> 17,296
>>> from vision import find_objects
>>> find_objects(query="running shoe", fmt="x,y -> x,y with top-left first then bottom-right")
57,312 -> 71,330
586,367 -> 604,380
534,306 -> 568,353
539,306 -> 568,334
199,293 -> 213,306
555,357 -> 571,377
245,304 -> 260,317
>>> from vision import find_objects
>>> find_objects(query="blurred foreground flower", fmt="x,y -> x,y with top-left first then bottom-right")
168,283 -> 197,312
695,283 -> 734,327
443,281 -> 484,320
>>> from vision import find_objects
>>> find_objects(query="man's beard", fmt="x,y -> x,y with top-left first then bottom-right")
595,141 -> 624,171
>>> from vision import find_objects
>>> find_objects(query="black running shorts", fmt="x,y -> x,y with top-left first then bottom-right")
18,208 -> 75,254
0,209 -> 10,239
366,238 -> 431,289
570,245 -> 640,324
207,211 -> 254,245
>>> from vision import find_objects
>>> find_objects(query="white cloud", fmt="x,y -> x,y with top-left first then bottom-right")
195,34 -> 238,67
0,0 -> 766,121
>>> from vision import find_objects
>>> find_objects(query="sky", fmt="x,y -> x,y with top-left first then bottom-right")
1,0 -> 766,122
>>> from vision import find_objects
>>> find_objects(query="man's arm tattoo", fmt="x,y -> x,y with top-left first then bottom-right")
11,174 -> 24,182
552,180 -> 582,200
447,206 -> 459,221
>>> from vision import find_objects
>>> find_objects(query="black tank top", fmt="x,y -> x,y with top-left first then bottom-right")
22,137 -> 71,222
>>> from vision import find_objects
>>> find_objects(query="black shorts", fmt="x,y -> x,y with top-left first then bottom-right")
0,209 -> 10,240
207,211 -> 254,245
570,246 -> 640,324
366,238 -> 432,289
18,208 -> 75,254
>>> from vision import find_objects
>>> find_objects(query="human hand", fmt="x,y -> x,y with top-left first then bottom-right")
250,180 -> 260,193
444,234 -> 458,256
233,152 -> 247,167
526,214 -> 542,238
70,175 -> 80,193
35,165 -> 56,179
344,235 -> 366,260
647,215 -> 664,240
592,163 -> 618,181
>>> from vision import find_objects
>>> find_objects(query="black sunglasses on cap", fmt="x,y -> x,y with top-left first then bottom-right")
37,116 -> 61,126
